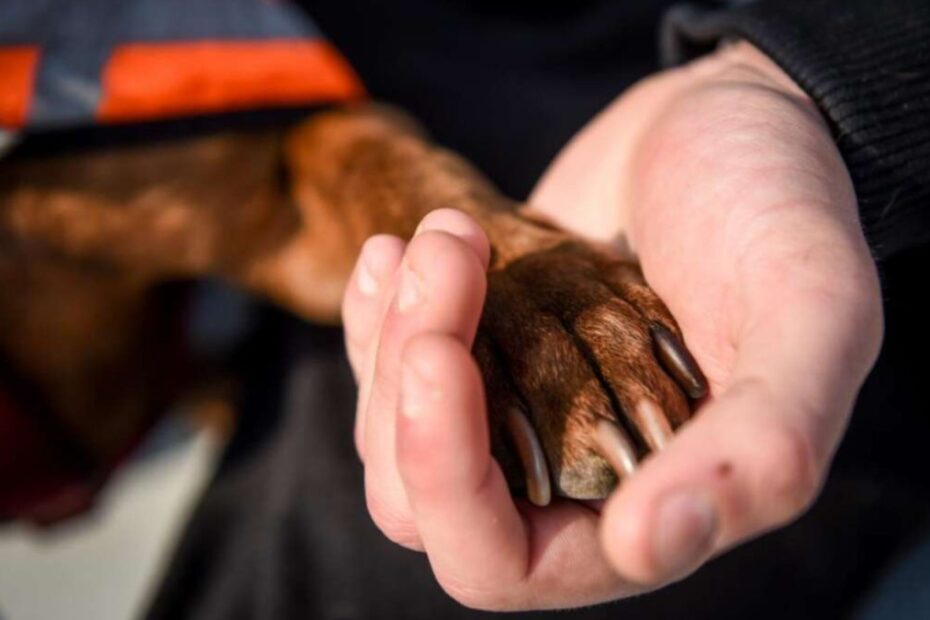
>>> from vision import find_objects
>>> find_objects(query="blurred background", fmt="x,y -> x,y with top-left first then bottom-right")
2,1 -> 929,619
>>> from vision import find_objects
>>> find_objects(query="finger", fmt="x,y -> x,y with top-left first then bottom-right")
415,208 -> 491,269
397,334 -> 526,590
363,228 -> 488,550
347,236 -> 405,463
343,234 -> 406,378
600,293 -> 879,585
397,333 -> 641,610
354,209 -> 490,463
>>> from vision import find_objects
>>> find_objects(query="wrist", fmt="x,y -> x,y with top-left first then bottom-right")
705,41 -> 811,104
529,42 -> 822,251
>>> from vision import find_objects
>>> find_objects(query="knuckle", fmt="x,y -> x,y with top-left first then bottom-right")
409,229 -> 479,270
757,424 -> 821,520
365,490 -> 422,551
381,524 -> 423,551
407,229 -> 453,257
418,207 -> 481,236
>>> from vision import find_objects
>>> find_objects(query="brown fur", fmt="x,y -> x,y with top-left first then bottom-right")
0,105 -> 691,500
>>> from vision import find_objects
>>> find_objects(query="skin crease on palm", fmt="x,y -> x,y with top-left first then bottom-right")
342,41 -> 884,611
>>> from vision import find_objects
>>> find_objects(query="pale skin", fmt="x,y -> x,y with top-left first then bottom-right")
342,42 -> 884,610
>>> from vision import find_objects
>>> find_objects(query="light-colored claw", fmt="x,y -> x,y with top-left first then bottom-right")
632,397 -> 674,452
651,323 -> 708,400
505,407 -> 551,507
594,420 -> 638,479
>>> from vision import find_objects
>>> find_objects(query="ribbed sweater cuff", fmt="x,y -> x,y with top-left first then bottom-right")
662,1 -> 930,260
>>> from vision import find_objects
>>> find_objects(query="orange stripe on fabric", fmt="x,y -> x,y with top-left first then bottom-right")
0,46 -> 40,128
98,40 -> 365,123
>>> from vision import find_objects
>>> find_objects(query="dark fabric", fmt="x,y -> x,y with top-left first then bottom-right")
300,0 -> 682,201
664,0 -> 930,260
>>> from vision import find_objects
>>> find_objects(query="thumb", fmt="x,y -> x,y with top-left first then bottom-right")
599,279 -> 882,585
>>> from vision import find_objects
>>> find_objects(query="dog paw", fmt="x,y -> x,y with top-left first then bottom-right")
476,214 -> 706,505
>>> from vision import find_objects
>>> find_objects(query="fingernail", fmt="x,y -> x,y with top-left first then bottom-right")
357,255 -> 379,296
395,263 -> 423,312
357,238 -> 396,297
652,490 -> 718,576
401,361 -> 438,419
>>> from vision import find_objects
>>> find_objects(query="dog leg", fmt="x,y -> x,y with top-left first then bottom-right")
0,106 -> 707,502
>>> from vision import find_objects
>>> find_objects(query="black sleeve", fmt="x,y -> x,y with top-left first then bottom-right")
662,1 -> 930,260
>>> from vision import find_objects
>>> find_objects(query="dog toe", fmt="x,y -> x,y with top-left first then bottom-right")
475,223 -> 705,501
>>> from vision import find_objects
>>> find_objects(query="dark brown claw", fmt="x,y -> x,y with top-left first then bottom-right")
651,323 -> 708,400
505,407 -> 552,507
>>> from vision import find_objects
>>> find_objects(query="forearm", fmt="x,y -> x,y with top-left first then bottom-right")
282,107 -> 554,267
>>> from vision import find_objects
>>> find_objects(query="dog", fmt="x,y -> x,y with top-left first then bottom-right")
0,101 -> 708,521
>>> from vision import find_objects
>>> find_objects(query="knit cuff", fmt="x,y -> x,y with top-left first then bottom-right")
662,1 -> 930,260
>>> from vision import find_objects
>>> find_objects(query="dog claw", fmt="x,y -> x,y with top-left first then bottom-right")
651,323 -> 708,400
594,420 -> 638,479
505,407 -> 552,507
632,397 -> 674,451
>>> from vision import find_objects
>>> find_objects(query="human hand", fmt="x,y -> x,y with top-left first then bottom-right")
342,41 -> 883,609
342,208 -> 649,609
530,41 -> 883,583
